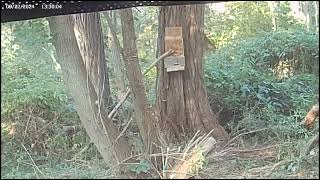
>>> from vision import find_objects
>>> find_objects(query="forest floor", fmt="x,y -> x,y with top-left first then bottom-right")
1,134 -> 319,179
198,140 -> 319,179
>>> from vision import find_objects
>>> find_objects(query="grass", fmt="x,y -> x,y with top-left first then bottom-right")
1,158 -> 113,179
196,131 -> 319,179
1,107 -> 319,179
1,98 -> 318,179
3,127 -> 318,179
1,116 -> 319,179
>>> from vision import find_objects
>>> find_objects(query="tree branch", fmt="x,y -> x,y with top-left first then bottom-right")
108,49 -> 174,119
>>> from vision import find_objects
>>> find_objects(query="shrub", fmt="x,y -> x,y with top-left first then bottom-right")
204,29 -> 319,138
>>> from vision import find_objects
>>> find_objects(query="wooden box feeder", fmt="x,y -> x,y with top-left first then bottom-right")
164,27 -> 185,72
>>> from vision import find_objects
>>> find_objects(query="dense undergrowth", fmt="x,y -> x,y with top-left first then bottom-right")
205,30 -> 319,140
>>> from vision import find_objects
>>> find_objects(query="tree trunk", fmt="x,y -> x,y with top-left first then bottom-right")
268,1 -> 278,31
73,12 -> 112,110
109,11 -> 127,101
48,15 -> 132,171
301,1 -> 314,31
119,9 -> 162,154
315,1 -> 319,28
156,5 -> 228,143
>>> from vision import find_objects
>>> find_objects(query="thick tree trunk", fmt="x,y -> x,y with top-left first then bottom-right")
156,5 -> 228,143
48,15 -> 132,170
119,9 -> 161,154
73,12 -> 112,110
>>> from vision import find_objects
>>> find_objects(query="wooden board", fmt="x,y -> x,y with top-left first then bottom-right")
164,27 -> 185,72
164,56 -> 185,72
165,27 -> 184,56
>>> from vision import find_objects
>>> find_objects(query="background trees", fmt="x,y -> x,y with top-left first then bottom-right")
1,1 -> 319,179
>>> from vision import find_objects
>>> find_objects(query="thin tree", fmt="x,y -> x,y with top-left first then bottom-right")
268,1 -> 279,31
119,9 -> 162,154
108,11 -> 127,101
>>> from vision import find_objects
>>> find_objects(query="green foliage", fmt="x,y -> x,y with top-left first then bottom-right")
1,159 -> 112,179
205,29 -> 319,138
275,2 -> 304,31
205,2 -> 304,48
1,2 -> 319,178
134,7 -> 158,64
206,2 -> 271,47
1,20 -> 68,115
241,30 -> 319,74
128,159 -> 151,175
133,7 -> 159,97
1,19 -> 95,168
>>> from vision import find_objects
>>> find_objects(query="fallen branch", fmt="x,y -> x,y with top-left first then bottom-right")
142,50 -> 174,75
223,128 -> 268,149
301,133 -> 319,157
264,159 -> 291,177
225,144 -> 278,153
106,12 -> 174,120
108,50 -> 174,119
222,146 -> 277,160
108,89 -> 130,119
35,112 -> 60,134
166,136 -> 216,179
114,116 -> 134,142
247,159 -> 290,177
22,110 -> 33,143
21,143 -> 45,179
66,142 -> 94,161
203,34 -> 216,51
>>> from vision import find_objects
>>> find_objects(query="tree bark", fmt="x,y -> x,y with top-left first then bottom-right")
156,5 -> 228,143
301,1 -> 314,31
48,15 -> 132,171
268,1 -> 279,31
314,1 -> 319,27
119,9 -> 159,153
73,12 -> 112,110
109,11 -> 127,101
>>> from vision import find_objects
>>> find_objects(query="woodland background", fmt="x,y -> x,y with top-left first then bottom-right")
1,1 -> 319,179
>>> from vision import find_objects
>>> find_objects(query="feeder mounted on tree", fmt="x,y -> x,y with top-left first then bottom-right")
164,27 -> 186,72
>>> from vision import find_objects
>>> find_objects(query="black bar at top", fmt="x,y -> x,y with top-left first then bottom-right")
1,1 -> 225,23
